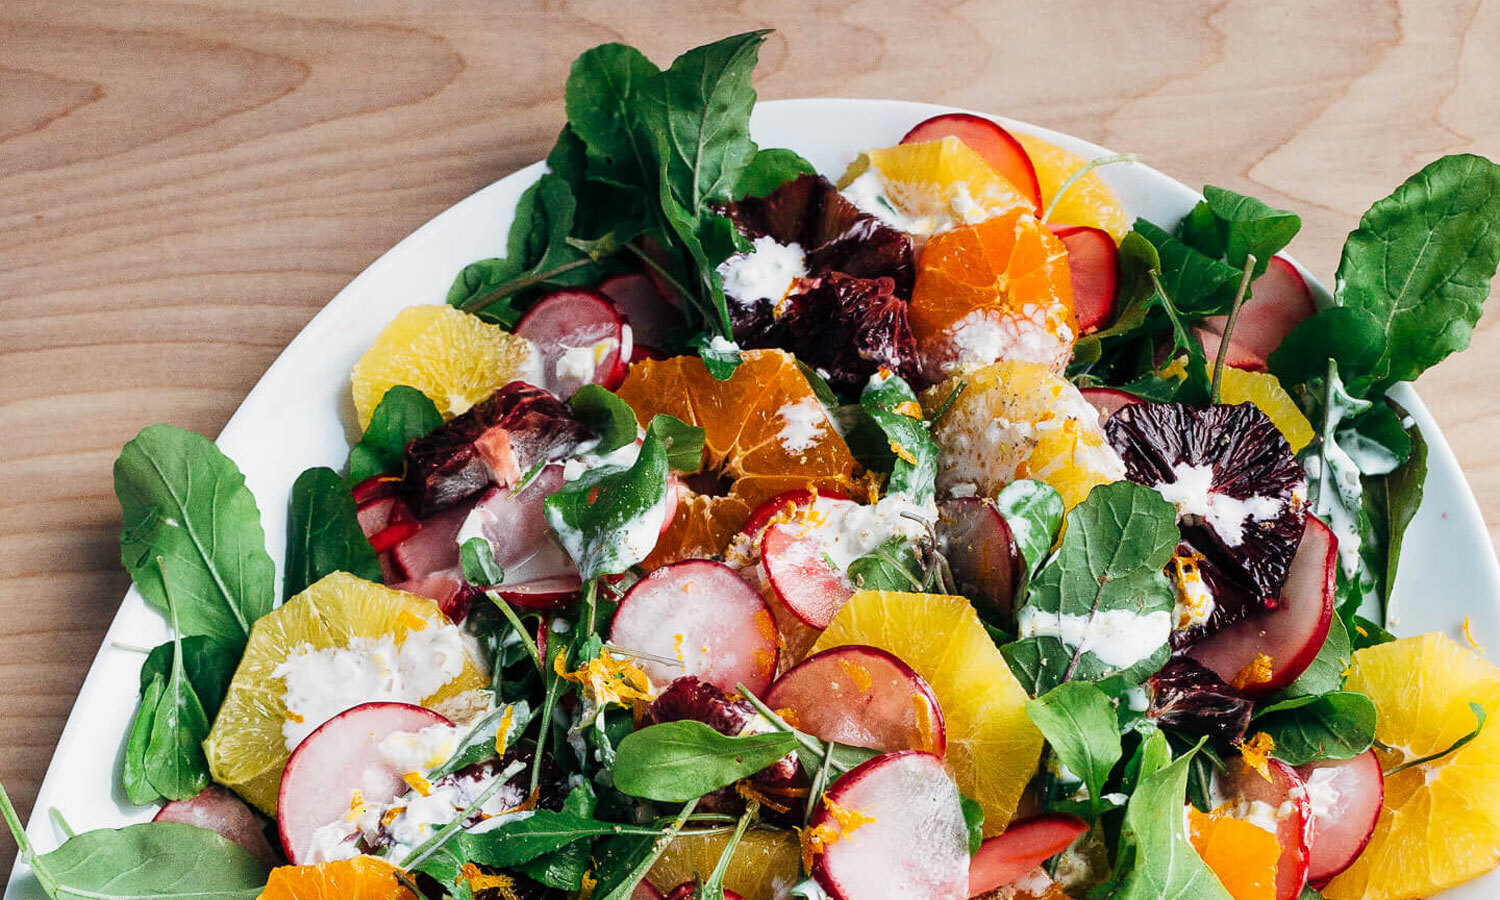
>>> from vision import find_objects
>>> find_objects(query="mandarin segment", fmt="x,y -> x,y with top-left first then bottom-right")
258,856 -> 415,900
617,350 -> 858,568
1324,633 -> 1500,900
811,590 -> 1043,835
1187,807 -> 1280,900
1013,133 -> 1129,242
1215,368 -> 1315,452
350,304 -> 539,429
647,827 -> 802,900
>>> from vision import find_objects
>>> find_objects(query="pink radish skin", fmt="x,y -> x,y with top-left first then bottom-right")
154,785 -> 278,868
277,701 -> 451,864
1079,387 -> 1140,424
599,273 -> 685,354
1218,756 -> 1314,900
967,813 -> 1088,897
936,497 -> 1020,623
901,114 -> 1044,214
761,523 -> 854,629
811,750 -> 970,900
609,560 -> 779,695
462,465 -> 581,611
1295,749 -> 1384,886
741,488 -> 845,537
665,885 -> 743,900
1050,225 -> 1118,334
766,645 -> 946,755
1194,256 -> 1317,372
515,288 -> 632,396
633,883 -> 666,900
1187,514 -> 1336,697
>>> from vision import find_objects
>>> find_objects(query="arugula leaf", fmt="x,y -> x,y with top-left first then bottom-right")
1334,153 -> 1500,394
960,794 -> 986,855
859,373 -> 938,502
1373,411 -> 1427,607
848,537 -> 926,592
565,43 -> 661,192
1003,482 -> 1179,695
122,674 -> 165,805
1134,219 -> 1243,315
515,784 -> 597,890
1255,691 -> 1377,765
995,479 -> 1065,595
460,804 -> 658,869
569,385 -> 641,455
650,414 -> 708,474
1272,613 -> 1351,701
544,415 -> 681,580
1336,403 -> 1411,476
591,800 -> 699,900
1027,682 -> 1123,820
346,385 -> 442,484
736,148 -> 816,199
143,588 -> 211,801
284,466 -> 381,597
693,333 -> 744,380
429,701 -> 532,780
139,634 -> 238,721
115,424 -> 274,647
1099,733 -> 1233,900
611,720 -> 801,802
446,256 -> 525,327
1178,185 -> 1300,278
1268,305 -> 1386,388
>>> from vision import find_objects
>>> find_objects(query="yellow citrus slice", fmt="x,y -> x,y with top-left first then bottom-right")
1323,633 -> 1500,900
921,359 -> 1124,510
204,572 -> 489,814
810,590 -> 1043,835
1214,368 -> 1314,453
647,827 -> 802,900
350,304 -> 538,429
1014,133 -> 1128,242
836,137 -> 1033,236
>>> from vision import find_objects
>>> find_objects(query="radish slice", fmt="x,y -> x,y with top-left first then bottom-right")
741,488 -> 845,537
276,701 -> 451,864
967,813 -> 1088,897
1079,387 -> 1140,424
1187,515 -> 1336,697
901,113 -> 1043,214
609,560 -> 779,695
665,885 -> 743,900
599,273 -> 685,354
633,883 -> 666,900
154,785 -> 278,868
1051,225 -> 1118,334
1295,749 -> 1384,886
1218,757 -> 1314,900
461,465 -> 581,610
766,645 -> 946,755
761,523 -> 854,629
515,288 -> 631,397
390,501 -> 469,583
1195,255 -> 1317,372
811,751 -> 970,900
936,497 -> 1020,623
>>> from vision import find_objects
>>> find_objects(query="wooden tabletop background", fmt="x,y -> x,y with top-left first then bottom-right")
4,0 -> 1500,871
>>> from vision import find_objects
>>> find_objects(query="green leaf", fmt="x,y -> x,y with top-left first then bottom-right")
346,385 -> 442,484
1349,615 -> 1397,651
1179,185 -> 1301,277
445,257 -> 526,327
1337,403 -> 1411,476
995,479 -> 1065,593
544,415 -> 680,580
848,537 -> 926,592
1334,153 -> 1500,394
143,598 -> 212,801
1273,613 -> 1351,700
1135,219 -> 1243,315
859,373 -> 938,503
736,148 -> 815,199
1101,733 -> 1234,900
570,385 -> 642,455
565,43 -> 662,191
611,720 -> 801,802
1267,306 -> 1385,388
650,414 -> 708,474
26,821 -> 270,900
1376,413 -> 1427,607
693,334 -> 743,380
1004,482 -> 1179,694
115,424 -> 274,646
139,634 -> 238,722
122,674 -> 165,805
459,796 -> 651,870
429,700 -> 532,780
960,794 -> 986,855
1256,691 -> 1377,765
1027,682 -> 1124,820
284,466 -> 381,597
460,536 -> 504,588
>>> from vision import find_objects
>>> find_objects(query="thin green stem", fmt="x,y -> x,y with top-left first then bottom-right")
701,802 -> 758,897
458,257 -> 595,314
1040,153 -> 1137,225
530,651 -> 565,797
398,759 -> 523,870
623,241 -> 694,304
598,798 -> 700,900
46,809 -> 73,841
1211,253 -> 1258,403
735,683 -> 856,775
486,592 -> 543,675
582,578 -> 601,642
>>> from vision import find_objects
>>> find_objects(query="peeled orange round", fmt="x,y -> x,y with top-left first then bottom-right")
1187,807 -> 1280,900
1013,133 -> 1128,241
258,856 -> 414,900
1214,368 -> 1314,453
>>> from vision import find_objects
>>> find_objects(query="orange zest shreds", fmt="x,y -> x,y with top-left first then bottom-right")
461,864 -> 521,899
403,772 -> 432,797
914,694 -> 940,754
259,856 -> 416,900
893,400 -> 924,419
1169,553 -> 1213,630
1464,615 -> 1485,652
736,780 -> 792,814
1187,807 -> 1279,900
495,705 -> 514,757
577,871 -> 598,900
838,657 -> 874,696
1236,732 -> 1276,782
1231,653 -> 1276,691
673,633 -> 686,661
799,798 -> 878,871
555,650 -> 652,708
285,710 -> 306,724
889,440 -> 918,465
776,707 -> 803,730
380,806 -> 405,827
396,610 -> 429,633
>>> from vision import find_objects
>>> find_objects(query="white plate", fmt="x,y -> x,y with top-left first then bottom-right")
8,99 -> 1498,899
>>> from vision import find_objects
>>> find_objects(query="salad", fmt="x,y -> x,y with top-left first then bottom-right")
8,29 -> 1500,900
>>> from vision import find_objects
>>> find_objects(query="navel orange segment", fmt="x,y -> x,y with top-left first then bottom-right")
616,349 -> 859,569
257,856 -> 415,900
1188,807 -> 1281,900
908,211 -> 1076,379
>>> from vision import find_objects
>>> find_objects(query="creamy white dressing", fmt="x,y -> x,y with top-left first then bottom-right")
275,625 -> 469,751
707,334 -> 741,355
553,335 -> 623,390
716,236 -> 808,307
1015,607 -> 1171,669
940,305 -> 1073,378
1302,766 -> 1342,819
840,170 -> 912,232
561,439 -> 643,482
803,495 -> 936,572
1152,462 -> 1285,547
776,396 -> 831,455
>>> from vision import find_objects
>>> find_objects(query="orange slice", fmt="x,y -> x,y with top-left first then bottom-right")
258,857 -> 415,900
1013,133 -> 1129,242
836,137 -> 1033,235
1187,807 -> 1280,900
647,827 -> 802,900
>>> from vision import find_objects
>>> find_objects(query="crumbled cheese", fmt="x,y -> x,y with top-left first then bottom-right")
1015,607 -> 1172,669
716,236 -> 808,307
707,334 -> 741,355
1302,766 -> 1342,819
940,305 -> 1074,377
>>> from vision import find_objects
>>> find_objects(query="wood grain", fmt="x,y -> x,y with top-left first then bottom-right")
2,0 -> 1498,870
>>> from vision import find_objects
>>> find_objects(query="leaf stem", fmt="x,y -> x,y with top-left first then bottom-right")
1384,702 -> 1486,776
486,592 -> 544,675
701,801 -> 758,898
1211,253 -> 1258,403
1040,153 -> 1137,224
598,797 -> 700,900
459,257 -> 596,314
397,759 -> 524,870
582,577 -> 601,642
623,241 -> 695,305
735,684 -> 856,774
47,809 -> 73,841
530,651 -> 566,797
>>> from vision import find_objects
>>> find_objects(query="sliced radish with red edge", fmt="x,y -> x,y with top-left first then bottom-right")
515,288 -> 631,397
462,465 -> 580,611
1217,756 -> 1313,900
901,113 -> 1043,214
766,645 -> 946,755
276,701 -> 451,864
154,785 -> 277,868
1079,387 -> 1140,424
1295,749 -> 1383,886
1050,225 -> 1118,335
665,885 -> 743,900
599,272 -> 685,354
966,813 -> 1088,897
811,750 -> 969,900
936,497 -> 1020,624
1194,255 -> 1317,372
609,560 -> 779,695
761,523 -> 854,629
1187,514 -> 1336,697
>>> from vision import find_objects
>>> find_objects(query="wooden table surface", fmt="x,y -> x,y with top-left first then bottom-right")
4,0 -> 1500,871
